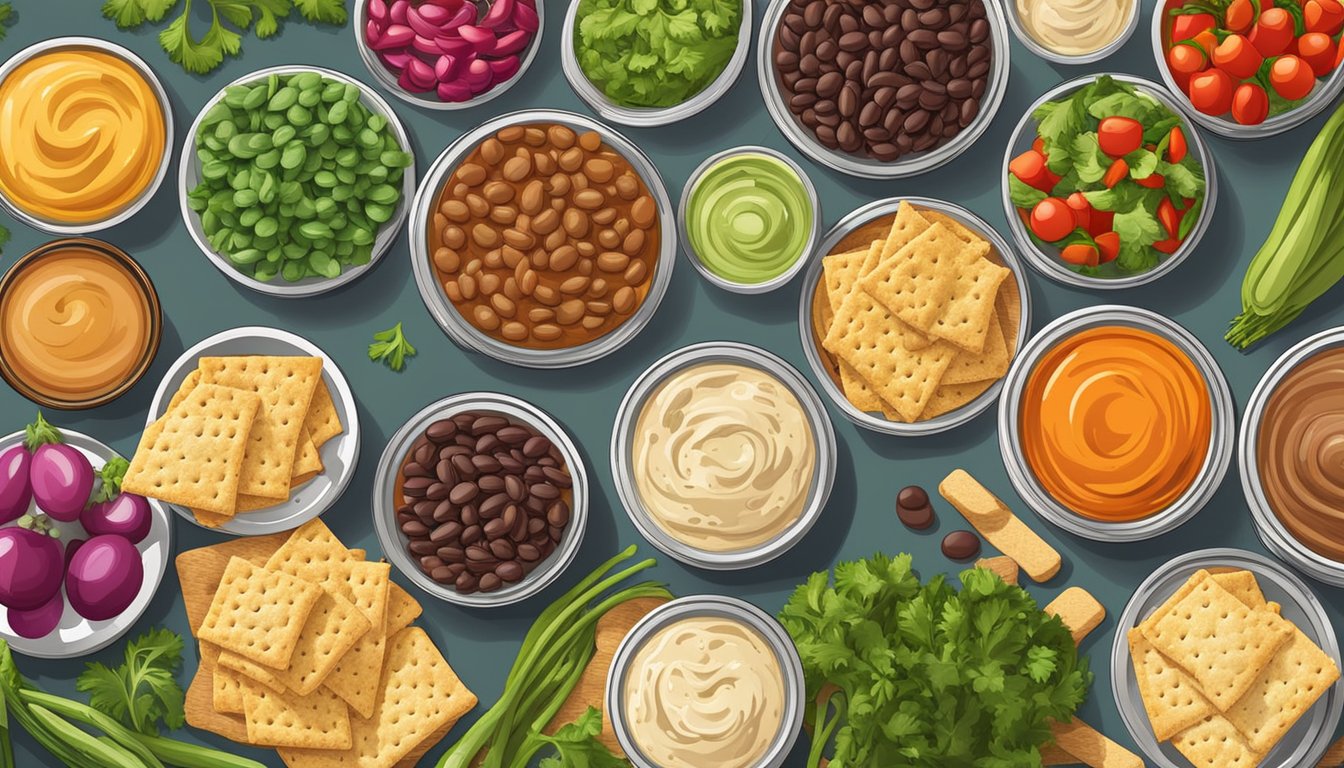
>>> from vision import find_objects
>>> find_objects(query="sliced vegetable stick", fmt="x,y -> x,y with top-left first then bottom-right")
1045,587 -> 1106,645
939,469 -> 1062,582
1049,719 -> 1142,768
976,555 -> 1020,585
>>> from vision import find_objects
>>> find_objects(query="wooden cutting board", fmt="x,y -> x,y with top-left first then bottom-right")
176,533 -> 450,767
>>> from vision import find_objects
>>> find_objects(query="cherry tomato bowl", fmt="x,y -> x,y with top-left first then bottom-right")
1151,0 -> 1344,138
1000,74 -> 1217,290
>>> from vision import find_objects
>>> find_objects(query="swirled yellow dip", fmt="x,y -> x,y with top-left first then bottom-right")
624,616 -> 785,768
0,49 -> 166,224
632,362 -> 816,552
1015,0 -> 1135,56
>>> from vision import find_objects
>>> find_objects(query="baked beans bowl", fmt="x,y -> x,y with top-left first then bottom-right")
757,0 -> 1011,179
410,109 -> 676,368
372,392 -> 589,608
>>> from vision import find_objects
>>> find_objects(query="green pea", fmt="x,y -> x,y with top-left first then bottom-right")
327,100 -> 349,125
365,203 -> 393,223
229,248 -> 264,265
368,184 -> 399,205
282,261 -> 305,282
243,85 -> 268,110
322,81 -> 346,102
299,221 -> 333,239
239,208 -> 263,227
255,216 -> 279,238
268,86 -> 298,112
254,262 -> 279,281
287,104 -> 312,126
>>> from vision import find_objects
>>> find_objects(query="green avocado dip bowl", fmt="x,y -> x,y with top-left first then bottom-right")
678,146 -> 821,294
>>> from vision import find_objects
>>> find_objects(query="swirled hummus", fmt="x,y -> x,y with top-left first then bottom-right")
0,48 -> 166,224
1015,0 -> 1134,56
624,616 -> 785,768
631,362 -> 816,552
1258,347 -> 1344,561
0,243 -> 155,402
1019,326 -> 1211,521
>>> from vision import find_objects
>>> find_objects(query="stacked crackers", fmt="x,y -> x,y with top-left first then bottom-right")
1128,569 -> 1340,767
812,201 -> 1018,423
197,519 -> 476,767
123,356 -> 343,527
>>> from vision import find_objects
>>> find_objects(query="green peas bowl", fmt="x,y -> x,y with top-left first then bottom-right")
179,65 -> 417,297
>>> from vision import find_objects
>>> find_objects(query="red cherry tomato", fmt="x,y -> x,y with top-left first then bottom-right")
1153,237 -> 1184,254
1065,192 -> 1093,229
1188,68 -> 1236,115
1167,42 -> 1208,75
1226,0 -> 1257,32
1157,198 -> 1181,238
1135,173 -> 1167,189
1102,158 -> 1129,188
1213,34 -> 1265,79
1172,12 -> 1216,41
1167,126 -> 1188,163
1271,55 -> 1318,100
1094,232 -> 1120,264
1231,81 -> 1271,124
1251,8 -> 1296,57
1029,198 -> 1076,243
1298,32 -> 1339,77
1009,149 -> 1060,193
1097,116 -> 1144,157
1032,136 -> 1046,155
1089,209 -> 1116,237
1060,244 -> 1100,267
1305,0 -> 1344,34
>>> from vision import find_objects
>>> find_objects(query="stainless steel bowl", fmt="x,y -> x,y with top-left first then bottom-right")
1151,0 -> 1344,139
0,37 -> 174,235
756,0 -> 1011,179
606,595 -> 806,768
561,0 -> 752,127
1240,326 -> 1344,587
998,305 -> 1234,542
1111,548 -> 1342,767
796,196 -> 1033,436
1001,74 -> 1216,290
611,342 -> 836,570
410,108 -> 676,368
352,0 -> 543,111
676,146 -> 822,295
1004,0 -> 1138,65
373,391 -> 588,607
179,65 -> 416,298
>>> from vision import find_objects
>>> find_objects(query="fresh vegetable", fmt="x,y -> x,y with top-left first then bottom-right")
437,546 -> 672,768
1226,0 -> 1256,31
1271,54 -> 1318,100
24,413 -> 93,522
77,627 -> 185,736
1097,116 -> 1143,156
1009,149 -> 1059,192
778,554 -> 1092,767
1173,11 -> 1217,39
1307,0 -> 1344,34
1096,231 -> 1121,262
1189,68 -> 1236,114
573,0 -> 741,108
0,528 -> 63,612
1065,192 -> 1093,228
1228,99 -> 1344,348
535,708 -> 629,767
1232,81 -> 1271,124
1030,198 -> 1076,241
8,594 -> 63,640
0,3 -> 12,41
1168,125 -> 1189,162
0,445 -> 31,526
1167,42 -> 1208,75
1061,243 -> 1100,267
1250,8 -> 1295,57
65,535 -> 143,622
1102,158 -> 1129,187
1299,32 -> 1340,75
1212,34 -> 1263,78
369,322 -> 417,372
102,0 -> 347,75
82,458 -> 152,544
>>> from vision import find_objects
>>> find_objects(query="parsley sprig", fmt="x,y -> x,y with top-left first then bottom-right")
0,4 -> 13,42
369,322 -> 416,372
75,626 -> 185,735
101,0 -> 347,75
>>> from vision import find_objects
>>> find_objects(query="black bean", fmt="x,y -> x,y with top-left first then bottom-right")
431,521 -> 463,543
402,476 -> 432,498
479,573 -> 503,592
496,561 -> 524,582
942,530 -> 981,560
547,501 -> 571,527
489,539 -> 515,560
461,524 -> 483,545
426,419 -> 457,442
484,518 -> 509,539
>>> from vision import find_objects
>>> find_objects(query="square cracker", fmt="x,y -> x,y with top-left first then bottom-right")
323,630 -> 389,720
942,307 -> 1009,386
1212,570 -> 1268,609
1129,627 -> 1214,741
927,254 -> 1011,354
823,290 -> 955,422
123,383 -> 261,516
292,429 -> 324,478
241,680 -> 352,750
1224,625 -> 1340,754
265,519 -> 357,593
1143,572 -> 1295,711
197,557 -> 323,670
386,584 -> 423,633
278,627 -> 477,768
219,589 -> 371,695
879,200 -> 931,262
860,223 -> 966,332
922,379 -> 994,421
304,379 -> 343,448
822,246 -> 873,314
199,355 -> 323,501
1172,715 -> 1264,768
922,209 -> 979,243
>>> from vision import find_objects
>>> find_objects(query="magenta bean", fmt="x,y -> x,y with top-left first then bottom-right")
493,29 -> 530,56
437,35 -> 474,56
445,3 -> 477,29
413,34 -> 443,54
417,3 -> 452,24
488,55 -> 520,82
425,0 -> 465,7
434,54 -> 460,81
480,0 -> 514,28
398,66 -> 434,93
512,2 -> 539,33
390,0 -> 409,23
438,81 -> 473,102
374,23 -> 415,49
379,50 -> 413,70
407,57 -> 438,88
369,0 -> 388,21
465,57 -> 492,92
406,8 -> 440,38
365,20 -> 383,46
458,24 -> 494,49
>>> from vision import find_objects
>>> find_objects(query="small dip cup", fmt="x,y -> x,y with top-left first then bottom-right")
1240,326 -> 1344,587
374,392 -> 588,607
611,342 -> 836,570
0,238 -> 162,409
0,37 -> 174,235
561,0 -> 753,127
606,595 -> 805,768
998,305 -> 1233,542
1004,0 -> 1138,66
677,146 -> 821,294
1111,548 -> 1342,767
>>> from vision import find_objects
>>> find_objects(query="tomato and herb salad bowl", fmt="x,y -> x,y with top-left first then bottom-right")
1153,0 -> 1344,137
1001,74 -> 1216,289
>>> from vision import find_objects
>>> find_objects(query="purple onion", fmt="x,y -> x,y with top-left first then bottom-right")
489,55 -> 521,82
494,29 -> 529,56
513,3 -> 539,32
65,535 -> 143,622
417,3 -> 452,24
81,492 -> 152,544
406,7 -> 441,38
0,528 -> 63,611
464,58 -> 492,92
369,0 -> 388,21
380,50 -> 414,69
24,415 -> 94,523
446,3 -> 477,29
435,54 -> 460,81
65,538 -> 84,571
9,591 -> 64,639
438,81 -> 473,101
0,445 -> 32,526
480,0 -> 513,28
390,0 -> 409,23
437,36 -> 474,56
412,33 -> 443,55
377,24 -> 415,49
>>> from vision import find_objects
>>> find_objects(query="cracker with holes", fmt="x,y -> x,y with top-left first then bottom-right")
1224,625 -> 1339,754
197,557 -> 323,670
1129,627 -> 1214,741
218,588 -> 370,695
240,681 -> 352,750
1171,714 -> 1265,768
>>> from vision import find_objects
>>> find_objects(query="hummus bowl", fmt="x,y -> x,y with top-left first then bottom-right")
1111,548 -> 1342,767
1240,326 -> 1344,587
611,342 -> 836,570
606,595 -> 805,768
998,305 -> 1233,542
1004,0 -> 1138,66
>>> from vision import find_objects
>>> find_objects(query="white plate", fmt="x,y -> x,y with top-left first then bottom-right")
0,429 -> 172,659
146,326 -> 360,536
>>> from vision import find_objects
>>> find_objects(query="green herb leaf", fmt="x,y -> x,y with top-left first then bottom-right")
91,457 -> 131,504
0,2 -> 13,40
294,0 -> 346,24
76,628 -> 185,736
368,322 -> 416,372
1124,148 -> 1160,180
1008,177 -> 1047,209
535,708 -> 630,768
1068,133 -> 1110,184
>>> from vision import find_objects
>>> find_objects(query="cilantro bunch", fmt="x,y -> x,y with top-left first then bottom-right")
0,3 -> 13,42
102,0 -> 347,75
778,554 -> 1092,767
574,0 -> 740,108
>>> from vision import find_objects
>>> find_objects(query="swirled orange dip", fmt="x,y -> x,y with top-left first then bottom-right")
1020,326 -> 1211,521
0,49 -> 166,224
0,243 -> 155,403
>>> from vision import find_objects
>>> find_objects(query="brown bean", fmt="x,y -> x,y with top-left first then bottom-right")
501,322 -> 528,341
549,245 -> 579,272
456,163 -> 486,186
630,196 -> 656,228
530,208 -> 559,235
556,299 -> 585,324
573,189 -> 605,209
596,251 -> 629,272
562,208 -> 589,238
